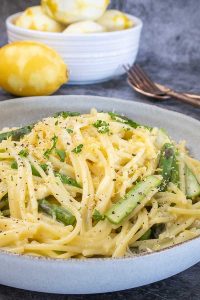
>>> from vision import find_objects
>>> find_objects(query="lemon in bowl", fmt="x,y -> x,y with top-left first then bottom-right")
41,0 -> 110,24
0,41 -> 68,96
63,21 -> 105,34
15,6 -> 65,32
98,10 -> 134,31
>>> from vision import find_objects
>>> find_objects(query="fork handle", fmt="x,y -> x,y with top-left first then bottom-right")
165,89 -> 200,107
185,92 -> 200,100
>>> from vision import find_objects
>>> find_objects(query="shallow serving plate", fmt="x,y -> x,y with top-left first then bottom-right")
0,95 -> 200,294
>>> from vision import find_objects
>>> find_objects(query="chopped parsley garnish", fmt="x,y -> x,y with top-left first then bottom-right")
31,165 -> 41,177
18,149 -> 29,157
54,111 -> 80,118
11,160 -> 48,177
11,161 -> 18,169
44,149 -> 52,159
92,209 -> 105,222
55,149 -> 66,162
40,164 -> 48,172
44,135 -> 58,158
55,172 -> 81,188
93,120 -> 109,134
55,120 -> 58,126
66,128 -> 73,134
72,144 -> 83,154
11,160 -> 46,177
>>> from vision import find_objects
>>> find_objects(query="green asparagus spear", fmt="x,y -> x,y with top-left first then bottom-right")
108,112 -> 140,129
105,175 -> 162,224
158,143 -> 175,191
38,199 -> 76,226
0,110 -> 81,144
0,125 -> 34,143
0,110 -> 82,143
108,112 -> 151,130
185,166 -> 200,199
139,228 -> 152,240
171,152 -> 180,187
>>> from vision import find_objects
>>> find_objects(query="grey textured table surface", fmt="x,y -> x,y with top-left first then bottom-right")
0,0 -> 200,299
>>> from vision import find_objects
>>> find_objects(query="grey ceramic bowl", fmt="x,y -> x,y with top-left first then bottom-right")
0,95 -> 200,294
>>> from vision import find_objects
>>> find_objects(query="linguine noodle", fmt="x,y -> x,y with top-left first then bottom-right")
0,109 -> 199,258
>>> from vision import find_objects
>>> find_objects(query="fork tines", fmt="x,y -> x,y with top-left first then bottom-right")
124,64 -> 165,95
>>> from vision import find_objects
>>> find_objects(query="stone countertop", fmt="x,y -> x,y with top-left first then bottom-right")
1,63 -> 199,120
0,64 -> 199,300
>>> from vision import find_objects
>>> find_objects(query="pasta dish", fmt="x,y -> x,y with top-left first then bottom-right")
0,109 -> 199,259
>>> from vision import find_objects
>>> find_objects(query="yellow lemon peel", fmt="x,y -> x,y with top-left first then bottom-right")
15,6 -> 64,32
41,0 -> 110,24
98,10 -> 134,31
0,41 -> 68,96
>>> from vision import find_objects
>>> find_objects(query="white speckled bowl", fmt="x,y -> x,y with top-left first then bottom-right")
6,13 -> 143,85
0,95 -> 200,294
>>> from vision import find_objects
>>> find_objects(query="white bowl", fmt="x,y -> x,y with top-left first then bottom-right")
0,95 -> 200,294
6,13 -> 143,85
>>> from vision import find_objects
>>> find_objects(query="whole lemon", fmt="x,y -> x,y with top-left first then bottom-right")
63,21 -> 105,34
0,41 -> 68,96
98,10 -> 134,32
15,6 -> 65,32
41,0 -> 110,25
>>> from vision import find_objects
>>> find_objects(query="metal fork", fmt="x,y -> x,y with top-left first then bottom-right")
125,64 -> 200,107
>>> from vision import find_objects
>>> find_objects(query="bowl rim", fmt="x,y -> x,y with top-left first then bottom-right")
6,12 -> 143,39
0,95 -> 200,263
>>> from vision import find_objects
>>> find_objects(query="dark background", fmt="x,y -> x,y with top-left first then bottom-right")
0,0 -> 200,299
